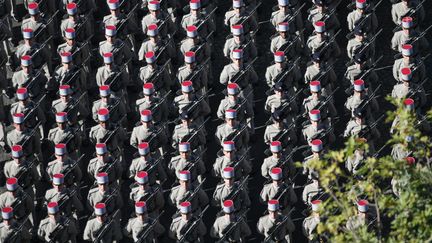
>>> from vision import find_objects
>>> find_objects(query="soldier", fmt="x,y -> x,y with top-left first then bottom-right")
261,141 -> 296,180
265,82 -> 298,124
0,178 -> 33,222
172,112 -> 206,151
213,141 -> 251,181
129,142 -> 167,184
83,203 -> 123,242
99,25 -> 133,68
224,0 -> 258,34
391,0 -> 424,27
138,24 -> 176,67
304,53 -> 336,98
60,3 -> 93,42
37,202 -> 77,242
270,0 -> 304,37
138,52 -> 172,94
346,200 -> 372,231
57,28 -> 91,77
391,67 -> 426,107
44,174 -> 83,220
307,0 -> 341,34
347,0 -> 378,33
391,17 -> 428,54
169,170 -> 209,213
390,98 -> 430,134
264,111 -> 297,148
129,171 -> 165,218
12,28 -> 51,74
265,51 -> 302,89
303,140 -> 325,179
391,135 -> 413,161
306,21 -> 341,64
302,81 -> 338,119
47,112 -> 81,160
180,25 -> 211,65
21,3 -> 54,44
270,22 -> 303,59
87,173 -> 123,216
96,52 -> 129,100
11,55 -> 47,102
141,1 -> 177,38
9,88 -> 45,133
344,53 -> 379,87
4,145 -> 40,197
213,167 -> 251,212
257,199 -> 295,242
59,0 -> 95,16
89,108 -> 127,156
391,157 -> 415,197
174,81 -> 211,125
260,167 -> 297,214
169,142 -> 206,181
48,52 -> 86,98
177,51 -> 208,92
215,110 -> 250,150
181,0 -> 216,39
343,110 -> 381,152
345,138 -> 367,176
302,173 -> 325,205
0,207 -> 32,243
46,143 -> 82,186
393,44 -> 426,84
345,79 -> 379,119
223,24 -> 257,62
92,85 -> 127,124
52,85 -> 89,127
346,27 -> 375,61
124,201 -> 165,242
210,199 -> 252,241
169,201 -> 207,242
130,109 -> 168,151
217,83 -> 254,125
220,49 -> 258,104
302,200 -> 322,242
7,113 -> 42,161
87,143 -> 123,185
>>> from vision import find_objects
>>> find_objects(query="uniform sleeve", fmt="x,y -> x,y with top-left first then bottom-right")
391,33 -> 399,51
219,66 -> 230,85
391,6 -> 399,25
124,219 -> 133,238
168,221 -> 178,239
241,220 -> 252,237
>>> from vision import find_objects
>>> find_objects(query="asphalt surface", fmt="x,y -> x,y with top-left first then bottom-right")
3,0 -> 432,242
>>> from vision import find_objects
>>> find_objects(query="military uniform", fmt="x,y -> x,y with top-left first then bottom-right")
181,12 -> 216,39
129,157 -> 167,184
92,97 -> 126,124
169,184 -> 209,212
302,215 -> 320,242
46,158 -> 82,186
391,0 -> 424,26
347,10 -> 378,33
223,36 -> 257,62
89,123 -> 127,153
96,65 -> 129,96
306,34 -> 341,62
260,182 -> 297,214
11,69 -> 47,100
220,62 -> 258,103
393,57 -> 426,84
346,153 -> 366,175
257,214 -> 295,243
6,128 -> 42,158
307,8 -> 340,33
0,190 -> 33,220
52,96 -> 89,126
343,119 -> 381,141
141,12 -> 176,38
129,184 -> 164,217
210,214 -> 252,242
4,159 -> 39,194
87,157 -> 122,184
87,187 -> 123,215
217,96 -> 254,123
48,126 -> 81,158
304,63 -> 336,98
270,7 -> 303,34
264,123 -> 298,147
261,155 -> 296,180
99,39 -> 133,66
176,64 -> 208,91
169,155 -> 206,180
345,94 -> 379,118
180,38 -> 211,64
125,216 -> 165,242
302,94 -> 337,119
270,35 -> 303,59
0,221 -> 32,242
60,17 -> 92,42
57,41 -> 91,71
83,216 -> 122,242
391,82 -> 426,107
172,123 -> 206,150
21,17 -> 54,43
213,154 -> 251,180
138,38 -> 176,64
10,101 -> 46,129
130,124 -> 168,149
215,123 -> 250,150
224,9 -> 258,34
302,181 -> 322,205
391,30 -> 428,54
265,63 -> 302,89
138,64 -> 172,93
13,43 -> 50,72
37,216 -> 77,242
169,215 -> 206,242
346,37 -> 375,61
174,94 -> 211,121
213,182 -> 251,211
48,65 -> 86,95
44,187 -> 83,216
344,64 -> 379,87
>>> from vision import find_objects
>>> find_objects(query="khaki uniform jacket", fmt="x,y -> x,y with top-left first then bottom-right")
265,93 -> 298,119
181,13 -> 216,39
393,58 -> 426,83
347,10 -> 378,33
169,184 -> 209,211
307,9 -> 340,33
52,97 -> 89,125
46,158 -> 82,185
87,157 -> 122,184
141,12 -> 177,38
213,155 -> 251,180
344,64 -> 379,86
302,182 -> 322,205
172,124 -> 206,149
6,129 -> 42,157
346,37 -> 375,60
44,187 -> 83,216
177,65 -> 208,91
89,124 -> 127,152
343,119 -> 380,140
270,35 -> 302,59
47,127 -> 81,153
169,216 -> 206,242
215,123 -> 250,150
265,63 -> 301,89
260,183 -> 297,211
344,94 -> 379,118
0,221 -> 32,243
60,17 -> 92,42
304,64 -> 336,97
138,65 -> 172,92
130,124 -> 168,149
0,189 -> 33,219
302,95 -> 337,118
210,215 -> 251,241
99,39 -> 133,66
83,217 -> 122,242
180,38 -> 211,64
129,185 -> 164,214
302,215 -> 320,241
13,43 -> 50,70
261,156 -> 296,180
92,97 -> 126,124
174,94 -> 211,120
135,97 -> 169,124
37,216 -> 77,243
48,65 -> 86,94
391,30 -> 428,53
223,37 -> 257,61
271,8 -> 303,33
103,13 -> 138,37
12,69 -> 47,99
169,155 -> 206,180
96,65 -> 128,92
10,101 -> 46,129
306,34 -> 341,61
125,217 -> 165,242
57,42 -> 90,67
217,96 -> 253,122
212,182 -> 251,210
391,1 -> 424,26
4,159 -> 40,189
224,10 -> 258,33
129,157 -> 167,184
21,17 -> 53,43
264,124 -> 297,146
138,38 -> 176,62
391,83 -> 426,107
345,153 -> 365,175
87,187 -> 123,214
257,214 -> 295,242
220,63 -> 259,88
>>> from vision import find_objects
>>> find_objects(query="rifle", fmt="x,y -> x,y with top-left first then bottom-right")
264,209 -> 295,242
74,11 -> 92,35
355,84 -> 381,113
232,147 -> 251,170
216,209 -> 250,243
310,63 -> 334,87
280,3 -> 306,24
93,209 -> 120,242
101,115 -> 127,144
63,91 -> 87,114
278,34 -> 301,55
101,186 -> 120,207
309,123 -> 336,142
34,10 -> 59,39
301,87 -> 338,118
357,114 -> 384,138
224,175 -> 249,201
71,34 -> 94,59
196,7 -> 218,31
10,190 -> 29,210
275,88 -> 303,115
178,205 -> 209,243
180,89 -> 212,117
272,122 -> 295,144
238,2 -> 261,27
116,3 -> 140,32
183,57 -> 210,82
22,68 -> 43,90
272,57 -> 301,85
320,0 -> 341,23
15,158 -> 37,180
104,59 -> 131,89
183,148 -> 207,172
58,67 -> 82,86
411,53 -> 430,75
28,36 -> 52,60
224,121 -> 250,143
136,211 -> 165,243
393,0 -> 426,32
182,117 -> 209,144
98,157 -> 120,175
353,0 -> 383,28
57,188 -> 77,209
316,29 -> 341,57
4,217 -> 30,242
137,186 -> 161,204
150,90 -> 171,114
356,55 -> 383,80
355,29 -> 382,56
18,120 -> 42,148
407,78 -> 428,99
146,60 -> 171,85
229,57 -> 258,84
62,154 -> 85,178
48,217 -> 71,243
144,122 -> 168,146
407,24 -> 432,46
180,178 -> 207,209
140,152 -> 166,175
22,95 -> 45,124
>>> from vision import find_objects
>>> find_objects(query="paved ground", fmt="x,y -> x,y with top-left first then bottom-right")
4,0 -> 432,242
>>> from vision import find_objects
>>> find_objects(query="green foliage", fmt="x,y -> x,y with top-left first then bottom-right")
302,97 -> 432,243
